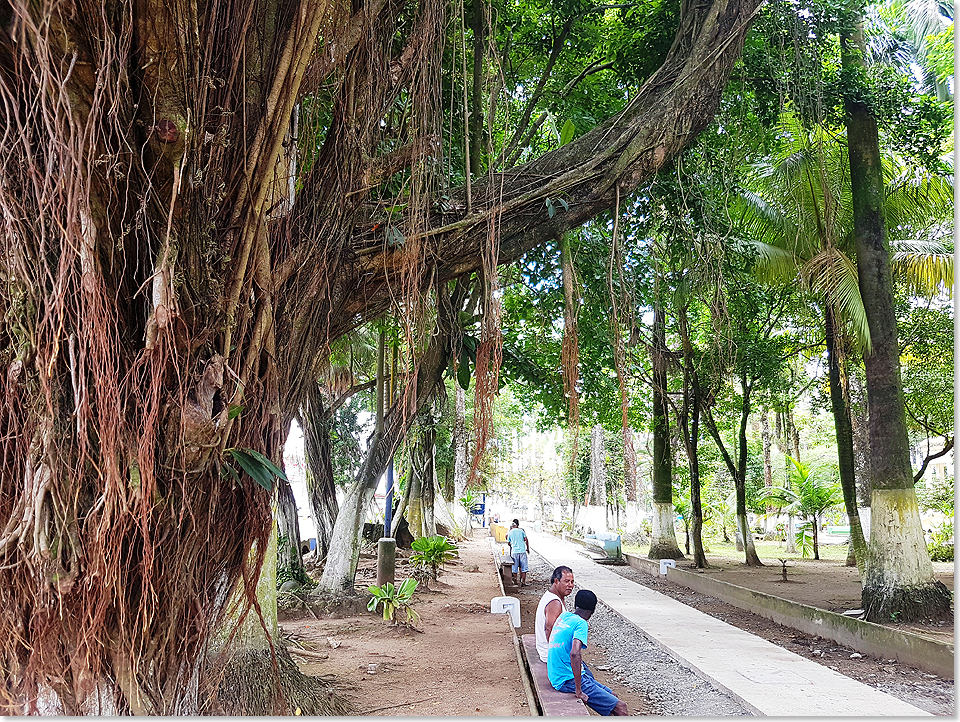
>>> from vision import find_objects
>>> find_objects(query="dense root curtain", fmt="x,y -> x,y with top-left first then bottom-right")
0,0 -> 764,711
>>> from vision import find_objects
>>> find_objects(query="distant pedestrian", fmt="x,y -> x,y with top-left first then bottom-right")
547,589 -> 628,716
506,519 -> 530,587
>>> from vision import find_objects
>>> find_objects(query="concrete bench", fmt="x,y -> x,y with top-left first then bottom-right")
519,634 -> 588,716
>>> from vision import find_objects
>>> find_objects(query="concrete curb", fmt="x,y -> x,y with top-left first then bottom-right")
623,551 -> 954,678
486,533 -> 539,716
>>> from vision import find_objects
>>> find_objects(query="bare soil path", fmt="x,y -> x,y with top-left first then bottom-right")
280,535 -> 530,716
280,532 -> 954,716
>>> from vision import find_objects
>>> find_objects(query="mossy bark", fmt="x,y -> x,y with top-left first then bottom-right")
842,23 -> 948,621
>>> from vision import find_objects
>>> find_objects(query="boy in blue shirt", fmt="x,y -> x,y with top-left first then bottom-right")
546,590 -> 628,716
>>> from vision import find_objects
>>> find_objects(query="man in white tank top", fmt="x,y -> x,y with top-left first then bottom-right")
534,566 -> 575,662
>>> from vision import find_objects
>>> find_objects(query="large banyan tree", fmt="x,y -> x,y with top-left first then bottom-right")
9,0 -> 940,713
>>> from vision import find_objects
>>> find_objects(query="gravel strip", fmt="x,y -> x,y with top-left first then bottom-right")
605,561 -> 954,716
528,551 -> 751,716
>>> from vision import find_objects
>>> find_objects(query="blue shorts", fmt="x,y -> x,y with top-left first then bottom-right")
556,666 -> 620,716
511,552 -> 529,572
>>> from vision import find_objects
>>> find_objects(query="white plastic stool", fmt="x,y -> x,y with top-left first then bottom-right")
659,559 -> 676,575
490,596 -> 521,627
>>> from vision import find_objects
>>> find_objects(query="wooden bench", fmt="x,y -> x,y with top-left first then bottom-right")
519,634 -> 589,716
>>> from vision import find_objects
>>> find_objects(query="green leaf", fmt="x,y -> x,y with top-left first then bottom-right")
557,197 -> 569,212
386,227 -> 405,247
545,197 -> 555,218
559,119 -> 575,146
228,448 -> 275,492
457,355 -> 472,391
245,448 -> 288,482
220,464 -> 240,481
227,404 -> 244,420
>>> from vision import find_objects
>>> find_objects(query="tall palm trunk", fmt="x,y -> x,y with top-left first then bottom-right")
842,22 -> 950,622
824,305 -> 867,574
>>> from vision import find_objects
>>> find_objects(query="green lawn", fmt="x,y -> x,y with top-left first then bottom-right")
624,536 -> 851,562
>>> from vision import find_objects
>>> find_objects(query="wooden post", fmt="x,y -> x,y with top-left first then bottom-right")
376,537 -> 396,588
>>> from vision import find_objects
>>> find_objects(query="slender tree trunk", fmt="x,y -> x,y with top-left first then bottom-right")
301,388 -> 340,559
843,22 -> 950,622
761,409 -> 773,519
825,305 -> 867,574
848,367 -> 872,509
736,374 -> 762,565
276,477 -> 308,584
452,383 -> 469,531
649,304 -> 683,559
624,427 -> 637,502
678,305 -> 707,567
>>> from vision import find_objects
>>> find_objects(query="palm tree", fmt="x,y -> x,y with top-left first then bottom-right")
761,456 -> 846,560
733,111 -> 952,573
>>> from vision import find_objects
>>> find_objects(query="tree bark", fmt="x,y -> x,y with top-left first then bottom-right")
678,305 -> 707,567
649,304 -> 683,560
0,0 -> 763,709
275,477 -> 308,584
842,22 -> 950,622
825,305 -> 868,574
301,387 -> 340,560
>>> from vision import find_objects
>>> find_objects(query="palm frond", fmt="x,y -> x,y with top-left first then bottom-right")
891,236 -> 955,297
803,248 -> 872,352
745,239 -> 801,285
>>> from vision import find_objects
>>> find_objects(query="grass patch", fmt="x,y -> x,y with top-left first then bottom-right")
624,537 -> 851,562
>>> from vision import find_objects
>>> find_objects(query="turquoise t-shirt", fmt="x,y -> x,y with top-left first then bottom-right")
546,611 -> 589,689
507,527 -> 527,553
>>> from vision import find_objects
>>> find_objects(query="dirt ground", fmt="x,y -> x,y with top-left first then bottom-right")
280,533 -> 954,716
660,551 -> 954,644
280,535 -> 530,716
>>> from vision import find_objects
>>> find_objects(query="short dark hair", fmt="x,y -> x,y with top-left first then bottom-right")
574,589 -> 597,612
550,566 -> 573,584
512,518 -> 520,526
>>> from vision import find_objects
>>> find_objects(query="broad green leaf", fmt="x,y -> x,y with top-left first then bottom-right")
228,448 -> 275,492
559,119 -> 575,146
457,354 -> 471,391
227,404 -> 244,420
245,448 -> 289,482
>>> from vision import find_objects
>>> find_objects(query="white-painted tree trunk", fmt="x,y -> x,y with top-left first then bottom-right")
862,488 -> 945,619
648,501 -> 683,559
319,481 -> 375,591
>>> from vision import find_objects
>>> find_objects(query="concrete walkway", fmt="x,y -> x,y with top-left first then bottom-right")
528,530 -> 931,717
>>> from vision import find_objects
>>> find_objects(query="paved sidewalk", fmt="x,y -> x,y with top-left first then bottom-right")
529,530 -> 931,717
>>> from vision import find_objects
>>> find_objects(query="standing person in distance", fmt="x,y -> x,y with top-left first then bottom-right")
547,589 -> 628,716
506,519 -> 530,587
535,566 -> 575,662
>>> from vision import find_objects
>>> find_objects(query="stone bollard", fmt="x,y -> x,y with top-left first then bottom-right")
376,537 -> 396,588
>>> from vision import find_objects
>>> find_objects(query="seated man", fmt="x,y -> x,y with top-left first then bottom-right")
546,590 -> 628,716
535,565 -> 575,662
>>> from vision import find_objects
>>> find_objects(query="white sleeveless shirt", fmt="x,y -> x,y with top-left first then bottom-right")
534,591 -> 564,662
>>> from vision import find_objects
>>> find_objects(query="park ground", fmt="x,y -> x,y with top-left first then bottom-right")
280,532 -> 954,715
